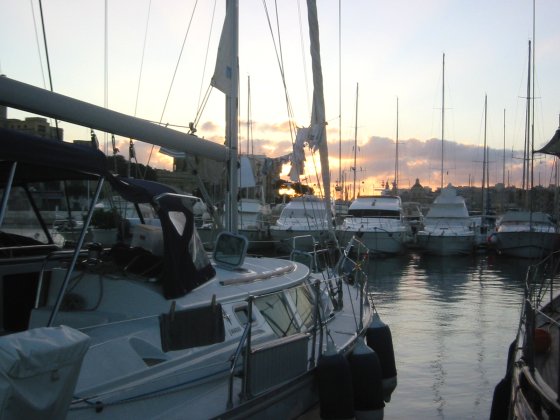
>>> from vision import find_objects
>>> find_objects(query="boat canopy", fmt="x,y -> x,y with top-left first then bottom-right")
0,127 -> 215,299
0,127 -> 108,182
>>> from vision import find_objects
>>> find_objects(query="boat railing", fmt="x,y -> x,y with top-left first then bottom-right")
227,300 -> 252,409
227,280 -> 326,409
515,251 -> 560,414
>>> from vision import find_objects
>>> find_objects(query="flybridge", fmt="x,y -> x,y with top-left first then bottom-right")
0,76 -> 228,163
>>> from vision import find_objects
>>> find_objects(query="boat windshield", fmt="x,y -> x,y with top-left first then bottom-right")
254,284 -> 316,337
281,209 -> 326,220
0,181 -> 83,247
348,209 -> 401,219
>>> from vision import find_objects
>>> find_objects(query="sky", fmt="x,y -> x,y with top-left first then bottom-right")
1,0 -> 559,193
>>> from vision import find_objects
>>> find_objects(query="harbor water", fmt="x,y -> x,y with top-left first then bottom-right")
367,252 -> 532,419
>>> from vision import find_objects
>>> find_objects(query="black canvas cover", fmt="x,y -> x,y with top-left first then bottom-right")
0,127 -> 108,183
154,193 -> 215,299
108,176 -> 176,204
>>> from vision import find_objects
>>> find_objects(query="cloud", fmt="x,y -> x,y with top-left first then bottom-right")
328,135 -> 555,190
114,119 -> 556,191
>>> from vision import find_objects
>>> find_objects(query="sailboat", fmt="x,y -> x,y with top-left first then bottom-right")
472,94 -> 496,252
416,54 -> 475,256
0,1 -> 396,418
488,42 -> 560,259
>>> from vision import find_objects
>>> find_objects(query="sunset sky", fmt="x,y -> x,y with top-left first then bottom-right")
1,0 -> 559,192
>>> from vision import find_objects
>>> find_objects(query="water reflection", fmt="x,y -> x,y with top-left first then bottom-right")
368,252 -> 530,419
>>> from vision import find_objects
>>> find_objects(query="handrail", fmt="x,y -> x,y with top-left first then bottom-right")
0,162 -> 17,226
242,297 -> 253,400
227,305 -> 252,409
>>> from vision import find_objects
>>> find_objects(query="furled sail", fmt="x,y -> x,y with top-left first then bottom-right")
306,0 -> 333,223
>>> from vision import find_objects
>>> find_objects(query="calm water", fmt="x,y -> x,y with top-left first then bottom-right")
367,252 -> 532,420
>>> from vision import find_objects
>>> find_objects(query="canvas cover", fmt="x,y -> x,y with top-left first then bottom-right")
0,127 -> 108,183
0,326 -> 90,419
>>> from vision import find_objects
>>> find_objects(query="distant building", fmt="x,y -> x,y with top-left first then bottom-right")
409,178 -> 428,204
4,117 -> 63,140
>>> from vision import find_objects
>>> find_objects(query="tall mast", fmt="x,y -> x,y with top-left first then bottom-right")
225,0 -> 239,232
247,75 -> 251,155
338,0 -> 342,199
441,53 -> 445,190
523,41 -> 531,207
503,109 -> 506,186
482,94 -> 487,217
530,0 -> 536,210
395,96 -> 399,190
353,83 -> 358,200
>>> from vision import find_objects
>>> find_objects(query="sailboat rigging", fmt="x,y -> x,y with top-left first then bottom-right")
488,39 -> 560,259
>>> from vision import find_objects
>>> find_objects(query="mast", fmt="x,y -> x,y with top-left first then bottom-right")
353,83 -> 358,200
441,53 -> 445,190
523,41 -> 531,207
503,109 -> 506,186
247,75 -> 251,156
482,94 -> 487,218
338,0 -> 342,199
395,96 -> 399,191
224,0 -> 239,232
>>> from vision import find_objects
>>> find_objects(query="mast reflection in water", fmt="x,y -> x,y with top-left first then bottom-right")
367,252 -> 530,419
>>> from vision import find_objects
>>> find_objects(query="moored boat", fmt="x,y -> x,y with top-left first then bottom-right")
416,184 -> 475,256
269,194 -> 334,253
488,211 -> 560,259
337,194 -> 409,255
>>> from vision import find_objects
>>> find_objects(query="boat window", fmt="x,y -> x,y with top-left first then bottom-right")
287,285 -> 315,330
1,183 -> 66,246
348,209 -> 400,219
283,209 -> 326,219
213,232 -> 248,269
254,293 -> 299,337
